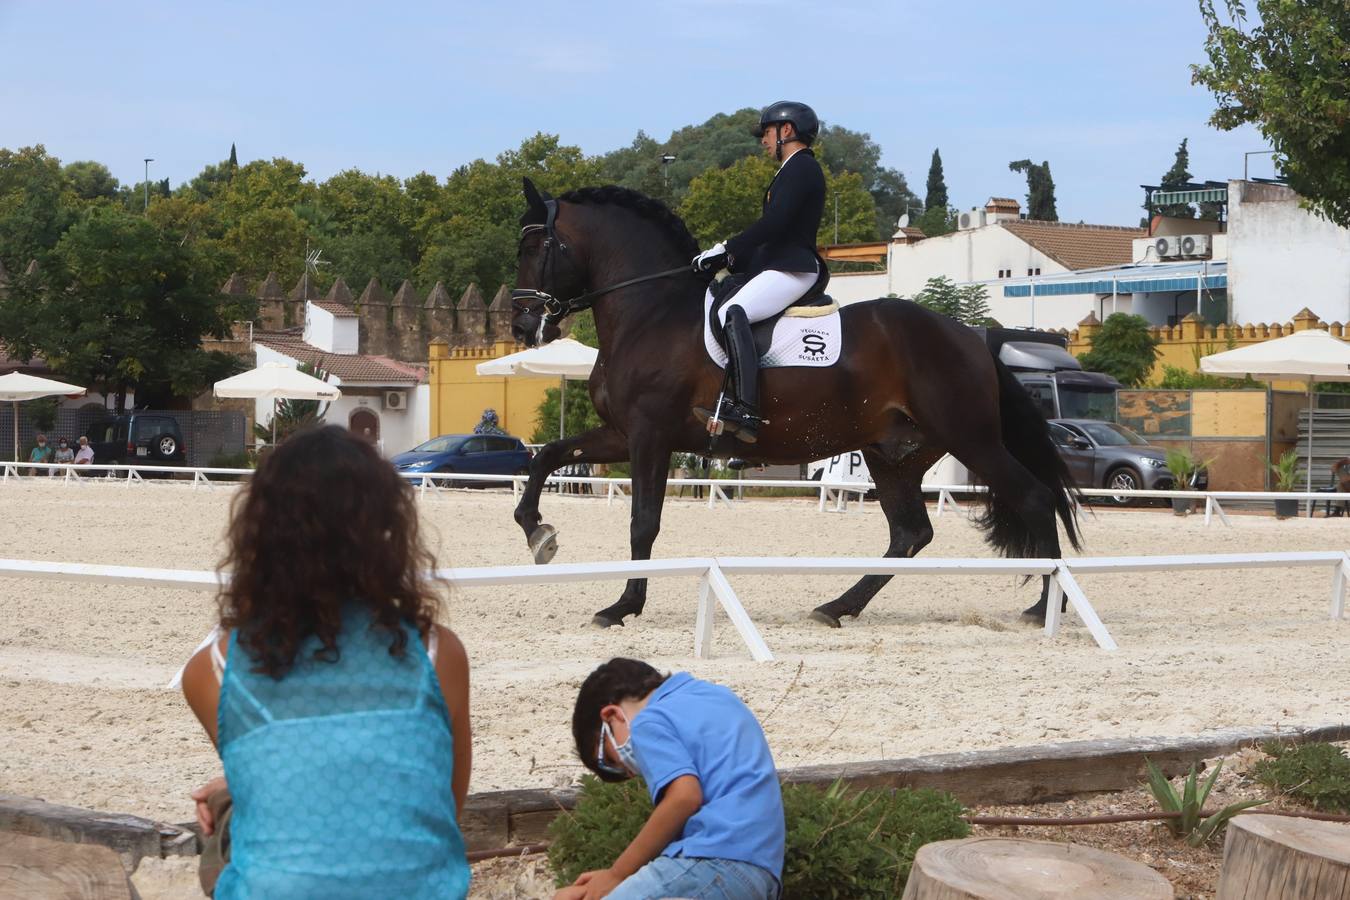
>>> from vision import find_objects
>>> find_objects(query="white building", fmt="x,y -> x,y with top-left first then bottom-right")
252,298 -> 431,456
828,197 -> 1145,330
997,179 -> 1350,329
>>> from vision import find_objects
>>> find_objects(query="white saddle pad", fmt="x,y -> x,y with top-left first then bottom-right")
703,295 -> 843,369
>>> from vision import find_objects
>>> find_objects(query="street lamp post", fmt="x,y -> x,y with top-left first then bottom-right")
833,192 -> 840,244
143,158 -> 154,211
660,154 -> 677,197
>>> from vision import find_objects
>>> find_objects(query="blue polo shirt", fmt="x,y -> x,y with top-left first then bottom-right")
630,673 -> 785,878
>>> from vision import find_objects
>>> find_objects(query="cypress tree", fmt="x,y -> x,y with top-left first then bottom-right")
924,148 -> 948,211
1009,159 -> 1058,221
1152,139 -> 1196,218
228,143 -> 238,182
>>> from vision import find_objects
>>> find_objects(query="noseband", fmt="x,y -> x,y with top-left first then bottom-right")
512,198 -> 698,331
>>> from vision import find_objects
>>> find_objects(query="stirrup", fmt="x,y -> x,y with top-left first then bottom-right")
693,399 -> 763,442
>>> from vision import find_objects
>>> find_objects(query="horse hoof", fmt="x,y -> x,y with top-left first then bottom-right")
528,525 -> 559,565
591,613 -> 624,629
1020,611 -> 1047,626
808,609 -> 842,629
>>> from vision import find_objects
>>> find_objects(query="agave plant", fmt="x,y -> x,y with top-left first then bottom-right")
1144,757 -> 1266,847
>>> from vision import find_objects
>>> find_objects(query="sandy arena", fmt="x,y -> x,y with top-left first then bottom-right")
2,479 -> 1349,834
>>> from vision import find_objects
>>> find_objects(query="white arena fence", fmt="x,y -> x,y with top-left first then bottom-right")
2,550 -> 1345,666
5,460 -> 1350,526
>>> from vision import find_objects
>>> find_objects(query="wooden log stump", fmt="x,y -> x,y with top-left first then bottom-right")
0,831 -> 136,899
1217,814 -> 1350,899
901,837 -> 1173,899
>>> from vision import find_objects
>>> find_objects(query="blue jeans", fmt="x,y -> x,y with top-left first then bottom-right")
606,856 -> 779,900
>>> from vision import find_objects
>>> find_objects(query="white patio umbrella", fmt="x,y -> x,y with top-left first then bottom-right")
0,371 -> 86,462
475,339 -> 598,438
1200,329 -> 1350,513
214,362 -> 341,444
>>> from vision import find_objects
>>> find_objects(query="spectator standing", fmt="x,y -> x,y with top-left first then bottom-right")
557,658 -> 784,900
180,426 -> 472,899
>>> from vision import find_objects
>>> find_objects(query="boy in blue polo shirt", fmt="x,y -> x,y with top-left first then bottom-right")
555,658 -> 784,900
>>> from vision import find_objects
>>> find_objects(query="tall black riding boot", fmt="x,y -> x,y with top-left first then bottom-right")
719,305 -> 763,443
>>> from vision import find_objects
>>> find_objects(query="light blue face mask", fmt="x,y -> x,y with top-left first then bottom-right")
598,712 -> 638,777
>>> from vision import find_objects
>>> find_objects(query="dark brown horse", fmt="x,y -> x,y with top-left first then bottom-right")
510,179 -> 1079,628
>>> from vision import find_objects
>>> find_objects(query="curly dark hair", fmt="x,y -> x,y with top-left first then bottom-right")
571,657 -> 669,782
219,425 -> 440,678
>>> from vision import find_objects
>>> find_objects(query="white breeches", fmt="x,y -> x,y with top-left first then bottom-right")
714,270 -> 819,326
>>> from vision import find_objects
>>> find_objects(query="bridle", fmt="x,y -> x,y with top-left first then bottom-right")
511,197 -> 698,333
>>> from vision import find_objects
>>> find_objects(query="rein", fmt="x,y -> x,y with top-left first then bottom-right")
511,201 -> 700,329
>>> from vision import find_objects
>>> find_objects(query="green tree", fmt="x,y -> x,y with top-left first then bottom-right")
816,125 -> 919,238
63,161 -> 119,201
911,276 -> 998,326
924,148 -> 948,210
0,207 -> 252,409
680,154 -> 876,247
1193,0 -> 1350,227
1008,159 -> 1058,221
1151,139 -> 1197,219
916,205 -> 956,238
1076,313 -> 1160,387
0,145 -> 77,269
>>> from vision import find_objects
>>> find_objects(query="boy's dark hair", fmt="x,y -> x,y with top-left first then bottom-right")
572,658 -> 669,782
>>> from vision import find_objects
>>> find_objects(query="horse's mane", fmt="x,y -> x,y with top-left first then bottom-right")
558,186 -> 702,259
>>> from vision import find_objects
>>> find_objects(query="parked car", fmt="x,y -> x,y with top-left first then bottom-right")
391,434 -> 532,485
86,414 -> 187,470
1048,418 -> 1208,505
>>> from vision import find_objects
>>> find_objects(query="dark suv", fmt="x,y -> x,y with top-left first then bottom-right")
86,414 -> 187,468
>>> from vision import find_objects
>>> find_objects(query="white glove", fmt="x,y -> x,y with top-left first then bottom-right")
691,242 -> 728,273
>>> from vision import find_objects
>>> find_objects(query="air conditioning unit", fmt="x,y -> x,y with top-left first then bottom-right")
1179,234 -> 1211,257
383,390 -> 407,411
1154,236 -> 1180,259
957,208 -> 987,230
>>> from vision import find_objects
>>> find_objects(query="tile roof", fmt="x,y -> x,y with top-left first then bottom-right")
254,332 -> 424,384
311,300 -> 358,318
999,220 -> 1146,271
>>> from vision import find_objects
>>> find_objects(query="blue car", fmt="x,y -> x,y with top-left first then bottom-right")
392,434 -> 532,486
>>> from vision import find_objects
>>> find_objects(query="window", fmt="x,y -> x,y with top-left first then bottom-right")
1048,423 -> 1076,447
1027,267 -> 1041,276
462,437 -> 489,454
487,437 -> 518,452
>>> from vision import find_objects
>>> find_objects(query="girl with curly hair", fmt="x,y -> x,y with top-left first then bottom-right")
180,425 -> 471,898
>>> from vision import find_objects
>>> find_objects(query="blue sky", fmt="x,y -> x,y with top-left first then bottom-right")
1,1 -> 1271,225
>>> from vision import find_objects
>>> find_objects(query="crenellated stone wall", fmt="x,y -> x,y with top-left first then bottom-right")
221,271 -> 515,364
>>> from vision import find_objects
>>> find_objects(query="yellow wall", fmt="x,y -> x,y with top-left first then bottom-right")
428,340 -> 555,440
1063,307 -> 1348,391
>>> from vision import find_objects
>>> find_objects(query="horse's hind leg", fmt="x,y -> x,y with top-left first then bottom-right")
514,425 -> 628,563
810,444 -> 944,628
953,443 -> 1063,623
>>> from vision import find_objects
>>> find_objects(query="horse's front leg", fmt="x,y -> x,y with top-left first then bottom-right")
514,425 -> 629,563
593,430 -> 671,628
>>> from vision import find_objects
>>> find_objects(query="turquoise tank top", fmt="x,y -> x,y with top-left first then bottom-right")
214,606 -> 469,899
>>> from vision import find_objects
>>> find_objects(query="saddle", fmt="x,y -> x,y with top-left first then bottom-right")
708,260 -> 834,358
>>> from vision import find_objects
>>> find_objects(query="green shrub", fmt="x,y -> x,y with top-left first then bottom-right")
1254,742 -> 1350,813
547,776 -> 969,897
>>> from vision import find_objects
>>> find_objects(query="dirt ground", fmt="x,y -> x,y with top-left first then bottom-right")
0,478 -> 1347,896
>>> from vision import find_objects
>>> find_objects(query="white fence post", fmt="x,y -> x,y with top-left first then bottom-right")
1331,556 -> 1349,620
693,572 -> 716,659
704,562 -> 773,662
1053,562 -> 1118,651
2,464 -> 18,482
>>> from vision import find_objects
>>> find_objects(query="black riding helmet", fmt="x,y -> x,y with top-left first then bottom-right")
753,100 -> 819,145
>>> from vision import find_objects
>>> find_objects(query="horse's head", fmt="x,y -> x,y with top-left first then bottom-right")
512,178 -> 587,347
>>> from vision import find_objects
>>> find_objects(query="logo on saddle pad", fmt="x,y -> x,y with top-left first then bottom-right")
702,294 -> 843,370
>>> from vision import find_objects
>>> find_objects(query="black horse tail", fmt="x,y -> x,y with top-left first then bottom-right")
976,358 -> 1083,556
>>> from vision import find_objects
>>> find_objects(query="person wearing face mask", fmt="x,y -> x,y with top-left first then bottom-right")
690,100 -> 826,445
28,433 -> 54,475
52,437 -> 75,476
556,658 -> 784,900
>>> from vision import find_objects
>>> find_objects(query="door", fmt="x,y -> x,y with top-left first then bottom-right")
1049,423 -> 1095,488
88,421 -> 119,464
456,436 -> 490,473
349,409 -> 380,446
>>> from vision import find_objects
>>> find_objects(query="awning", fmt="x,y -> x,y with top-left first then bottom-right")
1149,187 -> 1228,206
1003,262 -> 1227,298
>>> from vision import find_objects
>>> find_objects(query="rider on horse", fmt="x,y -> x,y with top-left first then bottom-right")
691,100 -> 826,444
